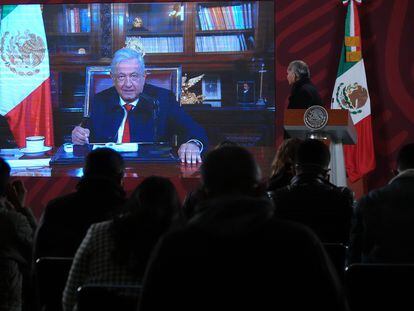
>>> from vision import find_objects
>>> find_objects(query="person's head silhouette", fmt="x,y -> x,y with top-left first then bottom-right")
83,148 -> 125,184
201,146 -> 261,198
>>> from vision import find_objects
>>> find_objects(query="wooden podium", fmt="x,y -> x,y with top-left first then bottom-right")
284,109 -> 357,145
284,108 -> 357,187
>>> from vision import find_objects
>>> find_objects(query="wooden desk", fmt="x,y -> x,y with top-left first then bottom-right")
10,147 -> 275,219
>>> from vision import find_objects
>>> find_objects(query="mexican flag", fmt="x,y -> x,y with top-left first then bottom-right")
331,0 -> 375,182
0,5 -> 54,147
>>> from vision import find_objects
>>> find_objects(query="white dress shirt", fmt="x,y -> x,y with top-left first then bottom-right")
116,97 -> 138,143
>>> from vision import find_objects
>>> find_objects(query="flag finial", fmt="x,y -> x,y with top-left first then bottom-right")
342,0 -> 362,6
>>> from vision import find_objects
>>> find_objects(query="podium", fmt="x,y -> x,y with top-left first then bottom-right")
284,108 -> 356,187
284,109 -> 357,144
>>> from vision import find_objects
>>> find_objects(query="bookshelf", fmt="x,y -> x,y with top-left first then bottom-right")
125,3 -> 185,54
195,2 -> 256,53
43,4 -> 99,56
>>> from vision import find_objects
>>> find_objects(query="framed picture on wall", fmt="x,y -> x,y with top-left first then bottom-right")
202,75 -> 221,100
237,80 -> 255,104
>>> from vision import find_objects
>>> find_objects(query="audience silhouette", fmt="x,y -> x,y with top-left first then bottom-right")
34,148 -> 126,259
138,146 -> 349,311
5,137 -> 414,310
181,140 -> 238,220
349,143 -> 414,263
272,139 -> 354,244
0,158 -> 36,311
62,176 -> 182,311
268,137 -> 302,191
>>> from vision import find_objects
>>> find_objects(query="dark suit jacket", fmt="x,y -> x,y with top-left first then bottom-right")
288,77 -> 322,109
348,170 -> 414,263
34,177 -> 125,259
86,84 -> 208,146
273,172 -> 354,245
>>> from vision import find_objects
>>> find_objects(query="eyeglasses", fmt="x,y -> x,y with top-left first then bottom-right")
115,73 -> 145,83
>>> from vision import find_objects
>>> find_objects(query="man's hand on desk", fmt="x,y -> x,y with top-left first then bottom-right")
71,125 -> 202,163
72,126 -> 90,145
178,142 -> 202,164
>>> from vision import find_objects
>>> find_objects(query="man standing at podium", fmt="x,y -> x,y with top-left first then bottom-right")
71,47 -> 207,164
286,60 -> 322,109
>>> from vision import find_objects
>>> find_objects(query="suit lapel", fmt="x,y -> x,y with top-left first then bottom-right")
105,88 -> 124,142
130,94 -> 154,142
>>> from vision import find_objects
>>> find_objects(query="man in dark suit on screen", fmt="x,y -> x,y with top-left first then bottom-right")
71,47 -> 207,164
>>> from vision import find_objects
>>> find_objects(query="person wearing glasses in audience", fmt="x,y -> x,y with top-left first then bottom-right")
71,47 -> 207,164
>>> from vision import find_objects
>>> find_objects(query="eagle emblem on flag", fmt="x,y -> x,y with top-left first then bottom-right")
335,82 -> 368,114
0,29 -> 45,76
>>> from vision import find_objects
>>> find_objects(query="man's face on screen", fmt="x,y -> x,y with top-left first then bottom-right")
113,58 -> 146,103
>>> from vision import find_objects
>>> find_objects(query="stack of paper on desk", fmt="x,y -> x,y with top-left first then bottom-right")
6,158 -> 51,168
92,143 -> 139,152
0,149 -> 51,168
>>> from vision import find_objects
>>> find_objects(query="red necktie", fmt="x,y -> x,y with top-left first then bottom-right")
122,104 -> 133,143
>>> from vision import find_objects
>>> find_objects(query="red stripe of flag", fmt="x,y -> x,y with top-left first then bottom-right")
5,78 -> 54,148
344,115 -> 375,182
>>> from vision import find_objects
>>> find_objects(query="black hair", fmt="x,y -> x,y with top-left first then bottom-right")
397,143 -> 414,172
201,146 -> 260,197
110,176 -> 181,277
83,148 -> 124,182
295,139 -> 330,170
0,158 -> 10,197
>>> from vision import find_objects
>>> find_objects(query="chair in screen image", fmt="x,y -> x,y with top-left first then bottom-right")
77,284 -> 142,311
83,65 -> 182,117
345,263 -> 414,311
34,257 -> 73,311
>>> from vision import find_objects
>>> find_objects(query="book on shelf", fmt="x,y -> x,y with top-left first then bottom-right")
127,36 -> 183,53
198,3 -> 253,31
196,34 -> 251,52
79,8 -> 90,32
65,7 -> 90,33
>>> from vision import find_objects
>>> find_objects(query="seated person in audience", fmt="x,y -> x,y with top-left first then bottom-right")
267,137 -> 302,191
62,176 -> 182,311
349,143 -> 414,263
34,148 -> 126,259
272,139 -> 354,244
71,47 -> 207,164
138,146 -> 349,311
181,140 -> 238,220
0,158 -> 36,311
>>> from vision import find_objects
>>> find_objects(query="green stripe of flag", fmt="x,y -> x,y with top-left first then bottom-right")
337,3 -> 357,77
344,3 -> 351,54
1,5 -> 18,20
336,46 -> 357,77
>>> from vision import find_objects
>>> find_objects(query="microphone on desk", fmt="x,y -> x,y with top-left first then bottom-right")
139,93 -> 160,142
